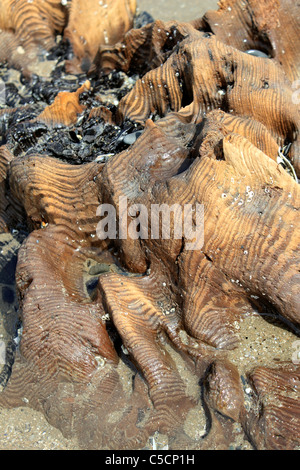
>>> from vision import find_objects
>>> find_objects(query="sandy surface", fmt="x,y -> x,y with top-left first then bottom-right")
0,407 -> 80,450
137,0 -> 219,22
0,0 -> 298,452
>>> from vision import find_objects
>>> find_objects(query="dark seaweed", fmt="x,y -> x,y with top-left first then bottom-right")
0,10 -> 152,164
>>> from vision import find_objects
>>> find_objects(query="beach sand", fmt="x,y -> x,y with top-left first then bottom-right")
137,0 -> 219,22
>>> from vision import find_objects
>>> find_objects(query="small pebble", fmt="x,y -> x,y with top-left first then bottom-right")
123,130 -> 143,145
245,49 -> 269,58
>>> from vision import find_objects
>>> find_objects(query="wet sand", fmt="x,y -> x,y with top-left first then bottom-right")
137,0 -> 219,22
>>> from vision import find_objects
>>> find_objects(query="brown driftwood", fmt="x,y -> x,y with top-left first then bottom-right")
96,1 -> 300,174
0,146 -> 24,232
99,21 -> 299,175
0,0 -> 66,50
0,0 -> 136,74
245,363 -> 300,450
0,0 -> 66,73
0,0 -> 299,451
64,0 -> 137,73
202,0 -> 300,82
36,80 -> 91,126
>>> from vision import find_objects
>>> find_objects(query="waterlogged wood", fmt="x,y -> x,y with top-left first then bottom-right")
36,80 -> 91,126
114,27 -> 299,175
0,0 -> 136,74
203,0 -> 300,82
245,364 -> 300,450
0,146 -> 24,231
7,154 -> 119,383
2,117 -> 299,448
65,0 -> 136,73
0,0 -> 66,50
97,2 -> 299,175
0,0 -> 299,451
0,0 -> 66,73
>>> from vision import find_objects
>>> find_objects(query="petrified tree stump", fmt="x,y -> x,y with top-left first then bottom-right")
0,0 -> 299,450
